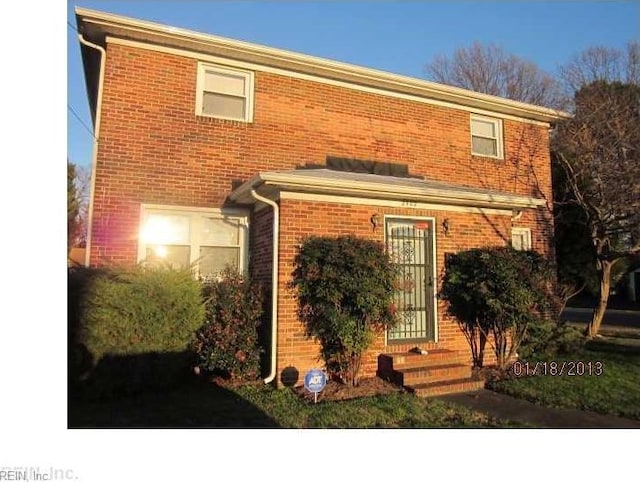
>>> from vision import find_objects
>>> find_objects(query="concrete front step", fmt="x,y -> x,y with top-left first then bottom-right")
406,378 -> 486,397
390,363 -> 472,386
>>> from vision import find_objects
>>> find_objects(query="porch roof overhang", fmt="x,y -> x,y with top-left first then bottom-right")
229,169 -> 547,211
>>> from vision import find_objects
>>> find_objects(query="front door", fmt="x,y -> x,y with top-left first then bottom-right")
386,218 -> 436,343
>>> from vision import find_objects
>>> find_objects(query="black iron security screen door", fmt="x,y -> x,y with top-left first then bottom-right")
386,218 -> 436,343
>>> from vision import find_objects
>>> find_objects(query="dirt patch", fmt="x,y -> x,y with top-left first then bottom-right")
213,369 -> 498,402
293,376 -> 404,403
206,374 -> 404,403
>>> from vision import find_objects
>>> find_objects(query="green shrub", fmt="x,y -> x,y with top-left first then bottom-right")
82,265 -> 205,356
518,320 -> 585,360
193,269 -> 264,381
70,264 -> 205,398
68,266 -> 102,389
440,247 -> 556,369
290,235 -> 399,386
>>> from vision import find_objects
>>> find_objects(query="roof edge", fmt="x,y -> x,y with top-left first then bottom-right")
229,170 -> 547,210
75,7 -> 570,123
228,173 -> 265,203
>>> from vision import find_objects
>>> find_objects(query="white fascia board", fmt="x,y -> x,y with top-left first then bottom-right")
76,7 -> 570,124
230,171 -> 547,210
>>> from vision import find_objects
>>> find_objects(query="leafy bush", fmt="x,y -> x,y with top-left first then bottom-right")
70,265 -> 205,398
193,269 -> 264,381
290,235 -> 399,386
518,320 -> 585,360
68,266 -> 101,390
440,247 -> 556,369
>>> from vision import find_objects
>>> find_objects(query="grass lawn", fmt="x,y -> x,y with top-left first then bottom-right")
489,337 -> 640,420
69,380 -> 523,428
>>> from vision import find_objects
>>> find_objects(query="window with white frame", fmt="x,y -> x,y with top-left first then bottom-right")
511,227 -> 532,251
470,114 -> 503,158
138,205 -> 249,278
195,63 -> 254,122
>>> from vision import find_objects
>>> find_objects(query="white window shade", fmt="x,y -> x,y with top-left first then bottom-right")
471,119 -> 495,138
204,70 -> 246,96
200,217 -> 239,245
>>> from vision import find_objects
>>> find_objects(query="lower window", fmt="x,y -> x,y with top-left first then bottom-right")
511,227 -> 532,251
138,205 -> 248,278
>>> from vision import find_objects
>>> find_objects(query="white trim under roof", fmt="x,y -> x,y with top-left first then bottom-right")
279,192 -> 514,216
229,169 -> 548,211
76,7 -> 570,124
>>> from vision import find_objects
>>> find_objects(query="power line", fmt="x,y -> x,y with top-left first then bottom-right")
68,20 -> 97,143
67,20 -> 78,34
68,104 -> 96,140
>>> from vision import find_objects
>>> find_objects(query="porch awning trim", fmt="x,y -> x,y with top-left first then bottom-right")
229,169 -> 547,210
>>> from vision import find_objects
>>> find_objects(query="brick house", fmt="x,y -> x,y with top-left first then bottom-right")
76,7 -> 566,395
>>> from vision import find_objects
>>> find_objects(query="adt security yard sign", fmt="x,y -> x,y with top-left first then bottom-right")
304,369 -> 327,403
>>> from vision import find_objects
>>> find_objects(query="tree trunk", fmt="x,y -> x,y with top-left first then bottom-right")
350,352 -> 361,387
586,260 -> 612,339
478,329 -> 487,368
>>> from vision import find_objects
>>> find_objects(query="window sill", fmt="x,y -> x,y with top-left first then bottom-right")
471,153 -> 504,161
196,113 -> 253,124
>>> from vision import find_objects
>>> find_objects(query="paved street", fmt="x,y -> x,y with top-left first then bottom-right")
561,307 -> 640,338
561,307 -> 640,329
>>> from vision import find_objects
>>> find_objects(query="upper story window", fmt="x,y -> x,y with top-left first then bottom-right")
470,114 -> 503,159
196,63 -> 254,122
138,205 -> 249,279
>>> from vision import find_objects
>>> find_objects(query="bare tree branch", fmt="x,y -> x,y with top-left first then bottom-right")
425,42 -> 565,108
553,81 -> 640,337
559,42 -> 640,95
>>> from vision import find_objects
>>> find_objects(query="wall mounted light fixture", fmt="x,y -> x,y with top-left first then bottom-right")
370,213 -> 380,232
511,210 -> 524,221
442,218 -> 451,236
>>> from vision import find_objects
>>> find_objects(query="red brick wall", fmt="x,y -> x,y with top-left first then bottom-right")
89,41 -> 555,381
274,198 -> 536,385
249,207 -> 274,287
249,206 -> 275,377
89,42 -> 554,266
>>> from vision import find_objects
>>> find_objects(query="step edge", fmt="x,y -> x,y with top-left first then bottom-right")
394,363 -> 471,374
406,378 -> 486,390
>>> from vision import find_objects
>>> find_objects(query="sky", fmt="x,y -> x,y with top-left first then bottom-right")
1,1 -> 637,481
67,1 -> 640,168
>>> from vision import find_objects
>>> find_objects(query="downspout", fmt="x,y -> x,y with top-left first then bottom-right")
250,189 -> 279,385
78,34 -> 106,267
